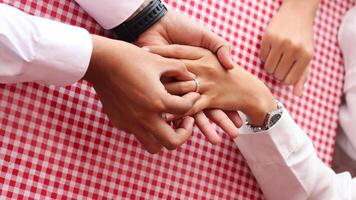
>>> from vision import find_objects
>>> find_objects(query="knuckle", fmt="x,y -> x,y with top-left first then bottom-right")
165,138 -> 181,150
274,71 -> 284,81
147,146 -> 163,154
265,32 -> 279,44
292,42 -> 303,52
203,65 -> 217,76
265,65 -> 274,74
284,77 -> 296,85
282,38 -> 293,48
304,49 -> 314,60
295,45 -> 313,58
283,40 -> 302,53
151,98 -> 166,111
264,30 -> 273,39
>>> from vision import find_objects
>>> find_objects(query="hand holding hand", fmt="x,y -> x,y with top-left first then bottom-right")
147,45 -> 276,139
260,0 -> 319,96
135,9 -> 242,144
84,36 -> 199,154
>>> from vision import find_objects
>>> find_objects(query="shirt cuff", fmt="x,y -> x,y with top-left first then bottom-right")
29,17 -> 93,86
235,106 -> 308,165
75,0 -> 144,30
0,4 -> 92,86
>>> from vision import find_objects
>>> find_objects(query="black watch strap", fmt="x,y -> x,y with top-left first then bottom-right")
112,0 -> 167,43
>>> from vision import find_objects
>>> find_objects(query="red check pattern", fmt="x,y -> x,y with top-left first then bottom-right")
0,0 -> 353,199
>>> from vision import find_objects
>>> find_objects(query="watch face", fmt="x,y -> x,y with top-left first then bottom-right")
269,114 -> 282,127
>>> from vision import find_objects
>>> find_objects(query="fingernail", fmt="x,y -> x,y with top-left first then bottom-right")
166,114 -> 175,121
189,117 -> 195,124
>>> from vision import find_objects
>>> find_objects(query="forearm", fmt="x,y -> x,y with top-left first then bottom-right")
236,106 -> 356,199
0,4 -> 92,86
282,0 -> 321,18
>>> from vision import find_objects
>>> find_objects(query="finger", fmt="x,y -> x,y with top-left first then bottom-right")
226,111 -> 243,128
201,28 -> 234,69
163,95 -> 209,122
161,111 -> 184,122
184,95 -> 210,116
164,80 -> 196,95
161,92 -> 200,114
176,116 -> 195,132
194,112 -> 221,144
260,36 -> 271,63
293,69 -> 309,97
206,109 -> 239,139
131,127 -> 163,154
163,94 -> 209,119
284,58 -> 311,86
150,115 -> 194,150
144,45 -> 204,60
162,59 -> 195,81
264,46 -> 283,74
273,51 -> 296,81
217,45 -> 234,70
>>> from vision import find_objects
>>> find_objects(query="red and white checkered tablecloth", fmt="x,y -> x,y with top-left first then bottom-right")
0,0 -> 353,199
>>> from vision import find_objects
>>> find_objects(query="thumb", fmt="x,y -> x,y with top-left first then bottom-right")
201,28 -> 234,70
293,69 -> 309,97
161,59 -> 196,81
161,92 -> 200,114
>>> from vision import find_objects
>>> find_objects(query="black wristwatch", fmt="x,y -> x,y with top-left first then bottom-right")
112,0 -> 167,43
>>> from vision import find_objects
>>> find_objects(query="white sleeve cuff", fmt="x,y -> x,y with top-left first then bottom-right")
75,0 -> 144,29
0,4 -> 93,86
30,17 -> 93,86
235,107 -> 307,165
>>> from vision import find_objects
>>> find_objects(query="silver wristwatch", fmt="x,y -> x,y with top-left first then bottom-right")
245,100 -> 283,132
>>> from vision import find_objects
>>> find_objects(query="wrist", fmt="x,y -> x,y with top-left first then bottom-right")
244,90 -> 277,126
282,0 -> 320,18
83,35 -> 99,83
84,35 -> 115,84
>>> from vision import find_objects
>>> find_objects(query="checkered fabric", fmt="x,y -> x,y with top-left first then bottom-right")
0,0 -> 353,199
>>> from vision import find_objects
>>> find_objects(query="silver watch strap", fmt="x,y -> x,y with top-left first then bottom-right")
245,100 -> 283,132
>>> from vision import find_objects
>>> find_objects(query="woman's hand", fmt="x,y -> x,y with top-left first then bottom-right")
84,36 -> 200,154
260,0 -> 320,96
146,45 -> 277,132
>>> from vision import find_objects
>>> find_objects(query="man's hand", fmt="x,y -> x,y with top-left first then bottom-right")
84,35 -> 200,154
260,0 -> 319,96
136,10 -> 234,70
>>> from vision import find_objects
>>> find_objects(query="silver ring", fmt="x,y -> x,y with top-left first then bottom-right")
193,79 -> 200,93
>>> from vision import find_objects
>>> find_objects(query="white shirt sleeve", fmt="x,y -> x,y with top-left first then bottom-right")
74,0 -> 144,30
0,4 -> 93,86
338,6 -> 356,161
235,107 -> 356,200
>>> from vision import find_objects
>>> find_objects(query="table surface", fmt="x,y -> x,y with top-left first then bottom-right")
0,0 -> 353,199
